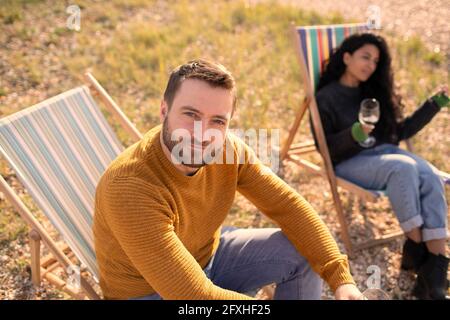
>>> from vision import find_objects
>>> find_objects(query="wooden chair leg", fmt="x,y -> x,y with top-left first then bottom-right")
353,231 -> 404,252
280,97 -> 310,161
0,175 -> 100,300
29,229 -> 41,287
41,267 -> 85,299
330,190 -> 354,258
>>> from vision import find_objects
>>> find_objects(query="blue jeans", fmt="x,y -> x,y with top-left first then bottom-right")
131,227 -> 323,300
335,143 -> 448,241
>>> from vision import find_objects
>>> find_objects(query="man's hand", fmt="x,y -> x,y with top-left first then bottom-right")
334,283 -> 363,300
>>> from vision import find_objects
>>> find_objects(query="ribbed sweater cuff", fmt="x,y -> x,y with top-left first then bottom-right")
325,258 -> 356,293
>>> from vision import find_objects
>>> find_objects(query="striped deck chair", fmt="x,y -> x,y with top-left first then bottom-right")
0,73 -> 142,299
281,23 -> 449,257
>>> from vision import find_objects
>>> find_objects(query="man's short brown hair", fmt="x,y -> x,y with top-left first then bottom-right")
163,59 -> 237,113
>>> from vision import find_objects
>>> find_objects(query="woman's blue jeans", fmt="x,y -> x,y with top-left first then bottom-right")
335,143 -> 448,241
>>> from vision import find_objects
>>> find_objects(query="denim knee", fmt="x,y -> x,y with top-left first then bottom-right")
419,171 -> 445,194
387,156 -> 419,179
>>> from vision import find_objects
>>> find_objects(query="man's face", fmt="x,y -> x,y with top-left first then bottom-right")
160,78 -> 234,168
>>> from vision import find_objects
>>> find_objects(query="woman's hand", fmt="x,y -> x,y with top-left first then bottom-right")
432,84 -> 448,97
351,122 -> 374,142
431,84 -> 450,108
361,123 -> 375,135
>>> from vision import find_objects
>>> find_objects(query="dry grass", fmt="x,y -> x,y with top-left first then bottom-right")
0,0 -> 448,299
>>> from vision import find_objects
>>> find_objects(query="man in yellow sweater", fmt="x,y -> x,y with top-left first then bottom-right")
93,59 -> 363,300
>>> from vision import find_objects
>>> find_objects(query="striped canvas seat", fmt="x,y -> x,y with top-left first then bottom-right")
0,86 -> 125,280
295,23 -> 369,91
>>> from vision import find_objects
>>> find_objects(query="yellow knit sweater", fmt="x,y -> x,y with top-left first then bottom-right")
93,124 -> 355,299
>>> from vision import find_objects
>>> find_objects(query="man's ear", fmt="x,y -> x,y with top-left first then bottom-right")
160,100 -> 168,122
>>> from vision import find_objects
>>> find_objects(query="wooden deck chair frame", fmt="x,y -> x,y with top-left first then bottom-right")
280,23 -> 407,258
0,73 -> 142,299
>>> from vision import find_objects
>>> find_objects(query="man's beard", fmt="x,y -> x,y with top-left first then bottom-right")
162,117 -> 221,169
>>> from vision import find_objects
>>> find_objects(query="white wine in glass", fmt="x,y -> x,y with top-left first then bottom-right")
358,98 -> 380,148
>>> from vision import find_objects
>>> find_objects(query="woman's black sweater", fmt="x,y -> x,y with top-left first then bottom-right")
314,81 -> 441,165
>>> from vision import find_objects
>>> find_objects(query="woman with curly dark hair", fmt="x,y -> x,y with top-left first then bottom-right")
315,32 -> 449,300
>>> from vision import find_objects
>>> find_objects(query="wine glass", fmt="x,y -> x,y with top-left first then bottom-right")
358,98 -> 380,148
360,288 -> 390,300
